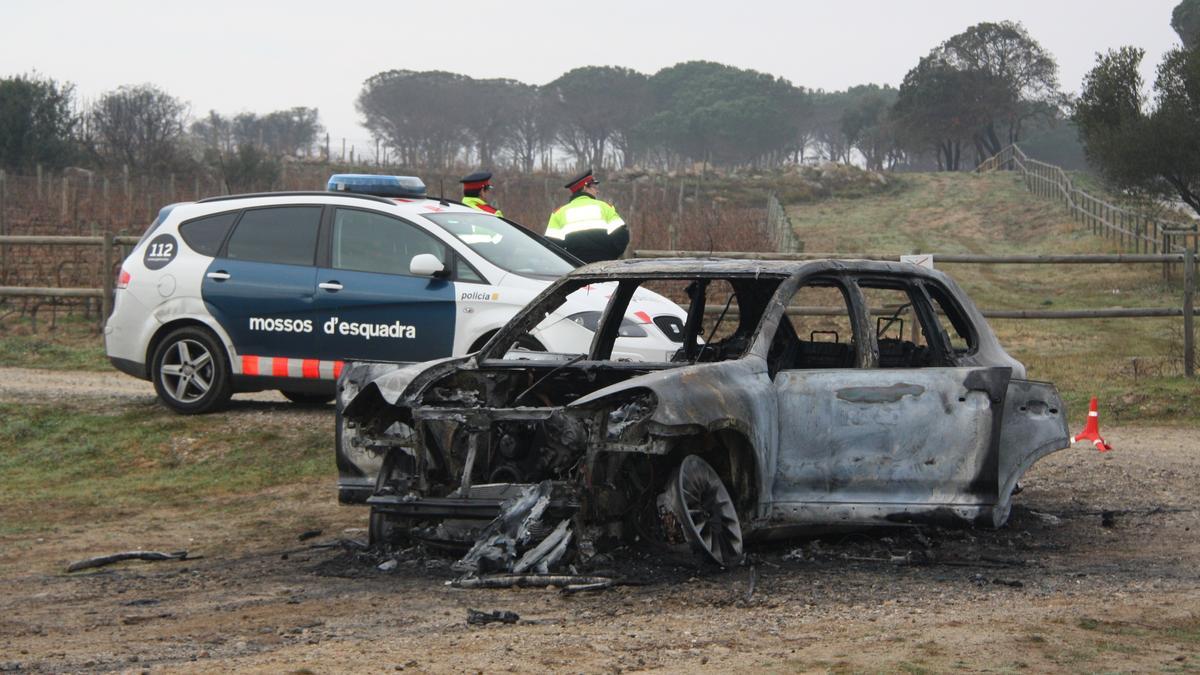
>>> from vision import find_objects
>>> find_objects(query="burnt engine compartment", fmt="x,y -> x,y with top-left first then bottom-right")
422,362 -> 661,409
368,362 -> 668,499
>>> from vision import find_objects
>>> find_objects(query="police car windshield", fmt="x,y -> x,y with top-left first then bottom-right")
425,212 -> 576,278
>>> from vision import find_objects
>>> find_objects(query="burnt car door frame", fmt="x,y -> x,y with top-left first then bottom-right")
759,267 -> 1015,527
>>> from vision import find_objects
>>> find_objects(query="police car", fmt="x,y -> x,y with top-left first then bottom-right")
104,175 -> 688,414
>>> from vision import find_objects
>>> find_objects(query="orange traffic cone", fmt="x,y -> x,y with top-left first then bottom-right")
1071,396 -> 1112,452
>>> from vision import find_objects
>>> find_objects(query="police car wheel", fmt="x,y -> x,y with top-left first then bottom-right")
280,390 -> 334,405
151,326 -> 233,415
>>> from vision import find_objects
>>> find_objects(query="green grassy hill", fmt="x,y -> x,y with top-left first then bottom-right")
784,171 -> 1198,426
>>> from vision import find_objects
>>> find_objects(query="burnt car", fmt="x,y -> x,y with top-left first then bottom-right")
337,258 -> 1070,566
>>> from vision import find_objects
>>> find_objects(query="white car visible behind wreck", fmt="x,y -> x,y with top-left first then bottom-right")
337,258 -> 1071,567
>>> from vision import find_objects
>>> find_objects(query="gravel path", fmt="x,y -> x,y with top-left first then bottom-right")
0,366 -> 286,403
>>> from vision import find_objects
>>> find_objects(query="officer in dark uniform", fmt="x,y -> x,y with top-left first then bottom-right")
459,171 -> 503,217
544,169 -> 629,263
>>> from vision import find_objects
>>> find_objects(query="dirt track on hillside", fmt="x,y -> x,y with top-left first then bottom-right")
1,372 -> 1199,672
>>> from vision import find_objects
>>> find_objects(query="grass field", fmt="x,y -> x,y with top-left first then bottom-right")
0,311 -> 110,371
784,170 -> 1199,426
0,400 -> 330,535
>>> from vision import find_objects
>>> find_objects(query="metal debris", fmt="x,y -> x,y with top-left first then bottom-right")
512,520 -> 573,574
449,574 -> 615,590
453,482 -> 562,574
66,550 -> 189,573
466,609 -> 519,626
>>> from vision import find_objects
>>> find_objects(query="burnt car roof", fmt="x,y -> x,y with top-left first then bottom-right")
570,257 -> 952,280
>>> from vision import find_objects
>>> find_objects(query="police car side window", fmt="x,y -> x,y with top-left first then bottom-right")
178,211 -> 238,256
225,206 -> 321,266
332,208 -> 447,276
455,255 -> 485,283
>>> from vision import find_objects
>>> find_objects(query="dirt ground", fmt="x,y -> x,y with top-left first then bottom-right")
2,369 -> 1200,672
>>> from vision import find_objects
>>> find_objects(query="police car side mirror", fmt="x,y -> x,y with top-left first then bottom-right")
410,253 -> 449,278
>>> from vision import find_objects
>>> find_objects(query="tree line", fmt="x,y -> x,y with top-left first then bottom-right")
356,21 -> 1065,176
0,18 -> 1068,181
0,78 -> 322,191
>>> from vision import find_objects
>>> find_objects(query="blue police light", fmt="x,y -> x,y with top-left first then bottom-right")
327,174 -> 427,198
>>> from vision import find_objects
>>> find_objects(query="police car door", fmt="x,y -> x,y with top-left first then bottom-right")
202,205 -> 321,359
314,206 -> 455,363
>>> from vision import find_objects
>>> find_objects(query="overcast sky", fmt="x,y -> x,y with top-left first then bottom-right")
0,0 -> 1183,150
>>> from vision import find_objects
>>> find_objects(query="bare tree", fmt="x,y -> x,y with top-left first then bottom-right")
89,84 -> 188,172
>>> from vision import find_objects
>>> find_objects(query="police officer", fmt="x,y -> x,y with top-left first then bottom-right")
459,171 -> 503,217
545,169 -> 628,263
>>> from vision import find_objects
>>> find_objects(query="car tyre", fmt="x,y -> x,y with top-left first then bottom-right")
664,455 -> 744,567
367,449 -> 413,549
151,326 -> 232,414
280,390 -> 334,405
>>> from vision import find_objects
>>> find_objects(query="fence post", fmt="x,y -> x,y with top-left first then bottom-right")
101,232 -> 114,328
1185,251 -> 1195,377
1164,231 -> 1171,282
123,164 -> 130,227
0,170 -> 6,283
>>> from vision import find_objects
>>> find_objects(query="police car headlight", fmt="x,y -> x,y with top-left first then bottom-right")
566,311 -> 647,338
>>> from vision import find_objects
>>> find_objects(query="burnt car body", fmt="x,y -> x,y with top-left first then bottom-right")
337,258 -> 1070,565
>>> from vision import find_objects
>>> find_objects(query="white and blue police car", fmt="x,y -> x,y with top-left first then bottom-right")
104,175 -> 687,414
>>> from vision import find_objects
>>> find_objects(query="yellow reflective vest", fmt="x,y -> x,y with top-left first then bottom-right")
545,195 -> 625,241
462,196 -> 503,218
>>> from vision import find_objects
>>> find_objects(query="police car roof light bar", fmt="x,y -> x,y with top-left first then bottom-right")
327,174 -> 427,199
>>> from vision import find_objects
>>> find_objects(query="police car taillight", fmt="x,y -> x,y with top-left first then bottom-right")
326,174 -> 427,198
116,268 -> 131,289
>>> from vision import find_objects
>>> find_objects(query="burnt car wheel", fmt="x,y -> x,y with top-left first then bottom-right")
280,390 -> 334,405
151,326 -> 232,414
368,507 -> 400,548
367,450 -> 414,549
665,455 -> 744,567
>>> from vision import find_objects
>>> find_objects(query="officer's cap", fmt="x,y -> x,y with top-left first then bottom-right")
460,171 -> 493,191
565,169 -> 598,193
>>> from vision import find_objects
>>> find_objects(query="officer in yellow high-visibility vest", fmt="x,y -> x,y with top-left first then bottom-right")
459,171 -> 503,217
544,169 -> 628,263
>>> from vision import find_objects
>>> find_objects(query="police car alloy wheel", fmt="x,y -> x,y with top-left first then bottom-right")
151,326 -> 233,414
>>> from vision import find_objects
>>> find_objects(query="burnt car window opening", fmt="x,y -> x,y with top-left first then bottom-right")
424,212 -> 575,278
925,282 -> 977,355
772,281 -> 858,372
666,278 -> 780,364
480,281 -> 578,360
857,281 -> 939,368
332,208 -> 447,276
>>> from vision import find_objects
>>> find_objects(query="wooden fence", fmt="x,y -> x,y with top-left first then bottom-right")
977,145 -> 1199,266
633,249 -> 1196,377
766,193 -> 802,253
0,234 -> 139,326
